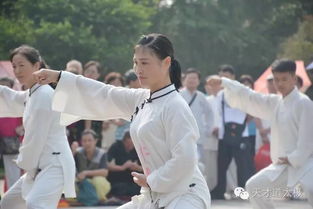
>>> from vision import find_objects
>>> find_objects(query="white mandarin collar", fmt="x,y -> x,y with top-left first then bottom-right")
148,84 -> 176,102
130,84 -> 177,121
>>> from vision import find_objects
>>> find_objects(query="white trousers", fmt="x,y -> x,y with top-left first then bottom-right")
2,154 -> 21,188
246,166 -> 313,209
201,149 -> 218,190
117,193 -> 206,209
0,166 -> 64,209
226,160 -> 238,192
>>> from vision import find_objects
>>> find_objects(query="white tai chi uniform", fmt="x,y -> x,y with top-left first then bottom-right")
221,77 -> 313,209
180,89 -> 214,162
0,84 -> 76,209
52,71 -> 211,209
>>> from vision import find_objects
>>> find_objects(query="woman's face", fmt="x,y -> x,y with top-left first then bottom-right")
84,65 -> 100,80
12,54 -> 39,89
133,47 -> 171,91
184,72 -> 200,91
81,133 -> 97,152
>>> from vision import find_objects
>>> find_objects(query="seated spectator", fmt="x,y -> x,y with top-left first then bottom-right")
74,129 -> 111,202
107,131 -> 141,198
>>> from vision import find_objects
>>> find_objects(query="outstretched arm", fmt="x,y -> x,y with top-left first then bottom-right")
0,86 -> 26,117
207,76 -> 280,120
34,69 -> 148,125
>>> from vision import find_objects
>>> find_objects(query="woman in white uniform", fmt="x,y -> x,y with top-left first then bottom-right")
34,33 -> 211,209
0,45 -> 76,209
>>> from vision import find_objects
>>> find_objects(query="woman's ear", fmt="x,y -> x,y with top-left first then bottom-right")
163,56 -> 171,70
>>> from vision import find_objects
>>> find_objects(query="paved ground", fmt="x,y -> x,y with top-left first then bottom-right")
2,180 -> 310,208
66,200 -> 311,209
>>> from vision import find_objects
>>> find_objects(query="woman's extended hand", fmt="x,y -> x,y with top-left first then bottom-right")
33,69 -> 61,85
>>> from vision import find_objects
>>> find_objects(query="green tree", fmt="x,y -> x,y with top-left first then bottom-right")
0,0 -> 157,73
0,16 -> 34,59
151,0 -> 310,79
279,16 -> 313,65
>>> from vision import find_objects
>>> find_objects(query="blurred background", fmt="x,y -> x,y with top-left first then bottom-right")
0,0 -> 312,78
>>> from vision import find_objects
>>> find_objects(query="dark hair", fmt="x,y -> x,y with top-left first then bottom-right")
10,45 -> 47,69
136,33 -> 182,89
81,129 -> 98,140
185,68 -> 201,79
271,59 -> 296,74
9,45 -> 55,88
84,61 -> 102,73
239,74 -> 254,89
218,64 -> 235,75
104,72 -> 124,86
0,77 -> 14,88
124,69 -> 138,85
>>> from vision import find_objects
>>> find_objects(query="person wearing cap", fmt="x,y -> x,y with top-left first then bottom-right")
207,59 -> 313,209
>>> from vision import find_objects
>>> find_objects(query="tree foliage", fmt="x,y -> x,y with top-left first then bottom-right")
152,0 -> 312,78
0,0 -> 156,73
0,0 -> 312,79
279,16 -> 313,65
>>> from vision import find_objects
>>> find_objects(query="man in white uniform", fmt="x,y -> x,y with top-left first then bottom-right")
207,59 -> 313,209
180,68 -> 214,175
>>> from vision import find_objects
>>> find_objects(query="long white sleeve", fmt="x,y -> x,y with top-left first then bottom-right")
287,98 -> 313,168
52,72 -> 149,126
146,100 -> 198,193
222,77 -> 280,121
0,85 -> 26,117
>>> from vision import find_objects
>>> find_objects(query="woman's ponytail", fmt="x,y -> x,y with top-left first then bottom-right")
170,58 -> 182,89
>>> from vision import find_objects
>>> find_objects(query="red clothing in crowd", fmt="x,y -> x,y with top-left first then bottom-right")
0,117 -> 23,140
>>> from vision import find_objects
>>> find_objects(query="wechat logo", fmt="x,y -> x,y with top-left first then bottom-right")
234,187 -> 249,200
